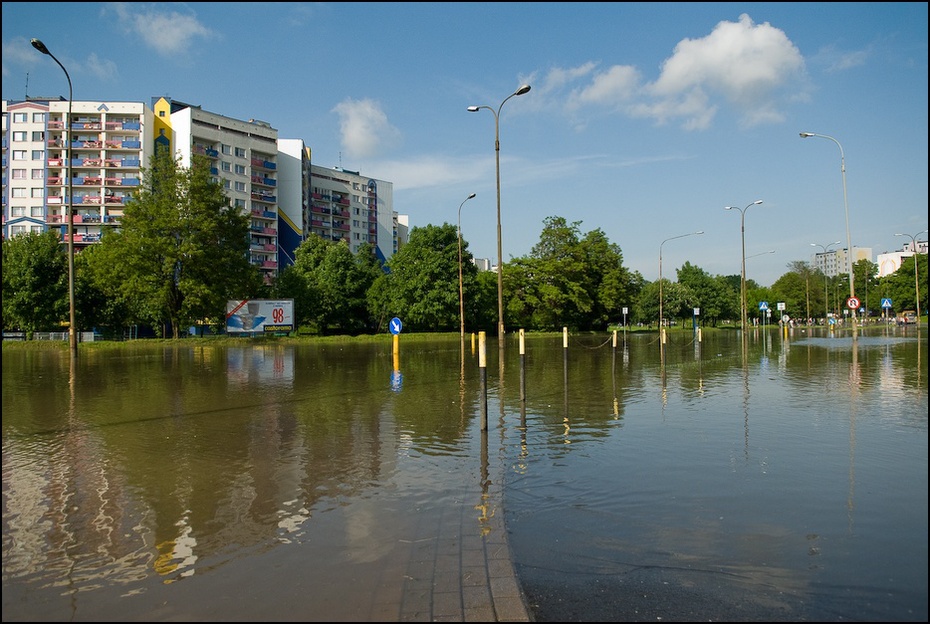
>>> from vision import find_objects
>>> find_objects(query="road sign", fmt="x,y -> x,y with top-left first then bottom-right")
390,317 -> 403,335
847,297 -> 860,309
881,298 -> 892,309
759,301 -> 769,311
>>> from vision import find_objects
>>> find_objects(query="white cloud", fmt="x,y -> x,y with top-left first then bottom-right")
643,13 -> 806,129
534,14 -> 807,131
332,98 -> 402,160
105,3 -> 214,57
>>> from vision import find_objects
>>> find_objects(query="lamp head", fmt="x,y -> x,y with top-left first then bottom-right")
799,132 -> 814,138
724,206 -> 736,211
467,193 -> 476,199
30,38 -> 50,55
514,84 -> 531,96
466,106 -> 479,112
752,200 -> 763,205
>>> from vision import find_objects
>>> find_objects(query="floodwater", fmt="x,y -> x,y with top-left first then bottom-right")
2,326 -> 927,622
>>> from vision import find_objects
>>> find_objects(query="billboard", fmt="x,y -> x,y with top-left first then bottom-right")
226,299 -> 294,333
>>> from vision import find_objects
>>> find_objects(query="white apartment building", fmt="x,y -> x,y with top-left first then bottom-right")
810,246 -> 873,277
308,164 -> 397,264
3,98 -> 150,245
4,98 -> 407,276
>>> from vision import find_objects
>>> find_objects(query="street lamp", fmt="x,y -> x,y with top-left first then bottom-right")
895,229 -> 928,317
32,38 -> 77,358
457,192 -> 477,339
659,230 -> 703,362
468,84 -> 531,340
811,241 -> 842,322
800,132 -> 856,326
725,200 -> 763,336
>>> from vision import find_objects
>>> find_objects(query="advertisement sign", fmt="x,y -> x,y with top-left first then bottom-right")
226,299 -> 294,333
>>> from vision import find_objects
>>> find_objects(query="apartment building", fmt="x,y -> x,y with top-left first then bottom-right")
308,163 -> 398,264
3,97 -> 407,277
810,246 -> 873,277
3,98 -> 150,246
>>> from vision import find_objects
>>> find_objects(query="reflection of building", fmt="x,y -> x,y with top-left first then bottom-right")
810,246 -> 873,277
876,240 -> 928,278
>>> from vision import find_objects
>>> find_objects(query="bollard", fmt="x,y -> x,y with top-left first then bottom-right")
478,331 -> 488,431
519,328 -> 526,402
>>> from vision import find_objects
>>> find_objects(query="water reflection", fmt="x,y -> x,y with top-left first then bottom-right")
3,326 -> 927,622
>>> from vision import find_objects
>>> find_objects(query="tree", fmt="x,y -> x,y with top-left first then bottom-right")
1,231 -> 68,335
275,236 -> 382,334
370,223 -> 465,331
93,151 -> 263,338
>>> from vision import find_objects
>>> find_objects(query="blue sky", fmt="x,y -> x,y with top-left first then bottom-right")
3,2 -> 927,287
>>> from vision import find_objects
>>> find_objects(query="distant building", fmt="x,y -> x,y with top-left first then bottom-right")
876,239 -> 928,278
810,246 -> 873,277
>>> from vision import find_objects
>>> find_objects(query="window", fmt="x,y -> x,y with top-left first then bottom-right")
11,225 -> 26,236
224,179 -> 231,190
32,112 -> 45,123
31,225 -> 44,234
13,113 -> 27,123
31,188 -> 45,198
221,144 -> 231,155
31,169 -> 44,180
31,206 -> 44,217
221,161 -> 231,172
235,147 -> 246,158
12,188 -> 27,198
234,199 -> 246,210
12,169 -> 26,180
11,206 -> 26,217
235,164 -> 246,175
31,150 -> 45,160
12,150 -> 27,160
32,131 -> 45,142
235,181 -> 246,192
13,131 -> 27,142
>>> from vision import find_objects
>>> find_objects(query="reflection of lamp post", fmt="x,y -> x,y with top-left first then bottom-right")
32,38 -> 76,358
457,192 -> 477,339
468,84 -> 531,340
895,229 -> 927,317
811,241 -> 842,322
725,200 -> 763,336
800,132 -> 856,326
659,230 -> 703,362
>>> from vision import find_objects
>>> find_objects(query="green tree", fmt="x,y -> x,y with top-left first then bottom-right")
93,151 -> 263,337
370,223 -> 464,331
505,216 -> 636,331
881,253 -> 927,316
275,236 -> 382,334
1,231 -> 68,335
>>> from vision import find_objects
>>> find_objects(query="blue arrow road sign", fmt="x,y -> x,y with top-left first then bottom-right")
390,317 -> 403,335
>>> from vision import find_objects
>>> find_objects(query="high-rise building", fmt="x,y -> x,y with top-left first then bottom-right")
3,97 -> 407,278
3,97 -> 150,245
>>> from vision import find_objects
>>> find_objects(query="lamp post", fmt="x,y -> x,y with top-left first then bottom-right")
457,192 -> 477,339
895,229 -> 928,317
32,38 -> 76,358
811,241 -> 842,322
468,84 -> 531,341
800,132 -> 856,326
659,230 -> 703,362
725,200 -> 763,336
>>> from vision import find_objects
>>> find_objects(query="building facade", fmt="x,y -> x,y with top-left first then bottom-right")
4,97 -> 408,280
3,98 -> 150,247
